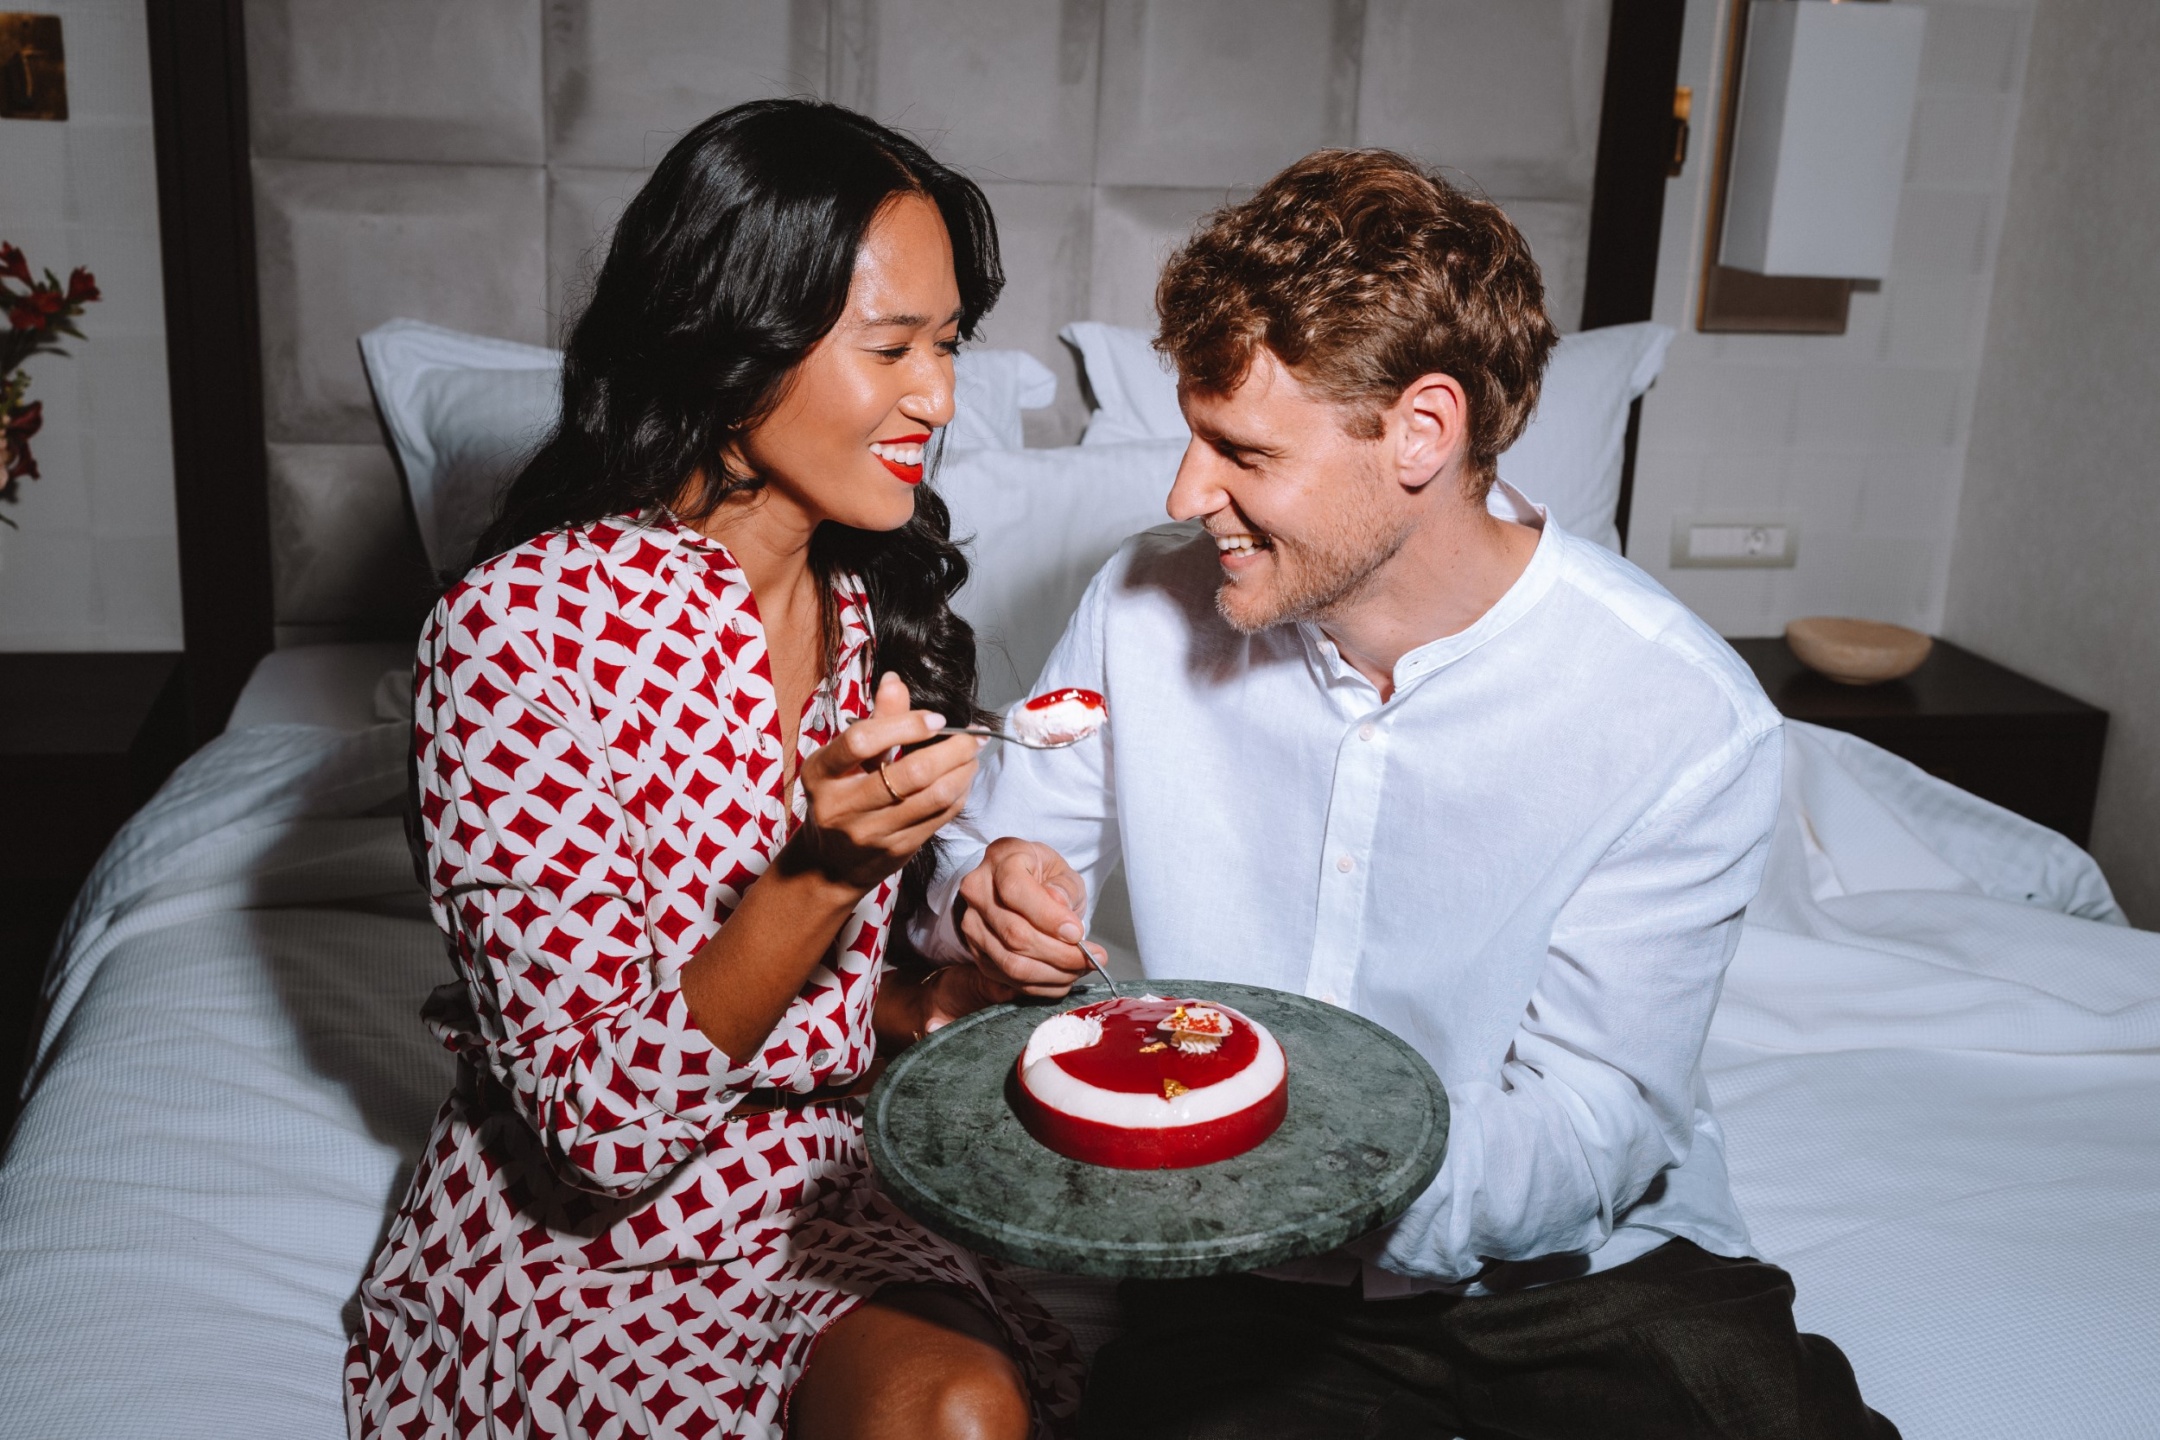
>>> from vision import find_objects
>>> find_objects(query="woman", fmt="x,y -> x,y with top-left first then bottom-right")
346,100 -> 1080,1439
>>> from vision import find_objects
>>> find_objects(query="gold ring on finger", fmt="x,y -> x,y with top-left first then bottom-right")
877,759 -> 906,804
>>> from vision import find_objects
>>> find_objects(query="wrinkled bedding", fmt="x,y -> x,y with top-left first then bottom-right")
0,719 -> 2154,1438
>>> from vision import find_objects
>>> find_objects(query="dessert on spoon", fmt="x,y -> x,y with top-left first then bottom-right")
927,686 -> 1118,990
931,687 -> 1108,751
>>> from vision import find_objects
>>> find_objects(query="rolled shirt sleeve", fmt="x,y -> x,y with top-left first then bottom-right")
418,589 -> 760,1199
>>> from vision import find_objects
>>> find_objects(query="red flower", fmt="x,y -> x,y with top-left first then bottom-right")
0,244 -> 28,286
4,400 -> 42,483
65,267 -> 99,305
8,289 -> 62,331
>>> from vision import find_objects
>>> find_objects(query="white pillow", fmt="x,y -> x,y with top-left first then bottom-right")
359,320 -> 1060,578
1496,322 -> 1674,552
1058,320 -> 1675,551
949,348 -> 1059,451
359,320 -> 559,578
936,439 -> 1185,708
1062,321 -> 1188,448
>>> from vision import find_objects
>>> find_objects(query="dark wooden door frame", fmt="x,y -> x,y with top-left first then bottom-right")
1582,0 -> 1690,554
145,0 -> 273,745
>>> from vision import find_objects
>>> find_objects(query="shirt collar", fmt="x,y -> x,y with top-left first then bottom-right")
1297,480 -> 1563,701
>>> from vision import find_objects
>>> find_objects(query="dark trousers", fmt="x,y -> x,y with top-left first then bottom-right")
1079,1240 -> 1898,1440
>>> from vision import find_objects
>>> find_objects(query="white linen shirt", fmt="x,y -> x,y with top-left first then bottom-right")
925,485 -> 1784,1288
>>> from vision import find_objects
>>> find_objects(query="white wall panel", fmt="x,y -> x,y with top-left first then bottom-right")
1904,92 -> 2014,191
0,122 -> 67,218
547,165 -> 648,327
857,0 -> 1099,183
266,444 -> 433,629
79,337 -> 177,537
1889,189 -> 1995,274
240,0 -> 1621,632
1089,185 -> 1245,332
1357,0 -> 1607,199
543,0 -> 821,169
245,0 -> 545,163
1498,199 -> 1591,332
974,181 -> 1094,445
1943,0 -> 2160,919
1919,4 -> 2023,92
254,160 -> 550,443
1096,0 -> 1362,187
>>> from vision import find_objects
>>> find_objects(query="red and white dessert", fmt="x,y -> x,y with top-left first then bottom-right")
1013,996 -> 1288,1169
1008,687 -> 1107,747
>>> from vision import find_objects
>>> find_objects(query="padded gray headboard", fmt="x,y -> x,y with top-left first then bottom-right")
239,0 -> 1617,646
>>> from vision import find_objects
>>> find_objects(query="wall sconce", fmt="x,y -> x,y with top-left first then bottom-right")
1699,0 -> 1927,333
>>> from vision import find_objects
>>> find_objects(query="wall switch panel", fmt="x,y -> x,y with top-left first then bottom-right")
1670,518 -> 1800,569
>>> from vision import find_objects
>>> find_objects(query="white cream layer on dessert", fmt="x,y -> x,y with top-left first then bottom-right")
1019,1010 -> 1104,1071
1019,1015 -> 1285,1129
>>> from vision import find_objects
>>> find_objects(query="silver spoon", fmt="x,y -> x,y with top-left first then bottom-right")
1068,916 -> 1120,999
928,725 -> 1090,752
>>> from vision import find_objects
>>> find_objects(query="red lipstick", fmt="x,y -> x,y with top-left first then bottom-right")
873,432 -> 933,485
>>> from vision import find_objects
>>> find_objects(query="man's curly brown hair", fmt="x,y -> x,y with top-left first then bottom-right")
1156,148 -> 1558,490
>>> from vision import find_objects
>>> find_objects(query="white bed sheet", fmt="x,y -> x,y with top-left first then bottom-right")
1,719 -> 2155,1438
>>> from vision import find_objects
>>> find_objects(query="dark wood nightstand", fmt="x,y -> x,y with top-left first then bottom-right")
1,651 -> 190,1131
1729,636 -> 2107,847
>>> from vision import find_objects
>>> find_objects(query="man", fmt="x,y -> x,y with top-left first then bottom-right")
921,149 -> 1895,1437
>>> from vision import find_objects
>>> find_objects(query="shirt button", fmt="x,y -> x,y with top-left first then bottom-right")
1358,723 -> 1376,741
809,1048 -> 835,1068
1335,854 -> 1355,873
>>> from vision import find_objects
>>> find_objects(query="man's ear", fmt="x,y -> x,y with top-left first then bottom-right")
1391,372 -> 1470,493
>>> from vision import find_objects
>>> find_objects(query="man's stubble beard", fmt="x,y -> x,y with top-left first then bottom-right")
1215,458 -> 1415,636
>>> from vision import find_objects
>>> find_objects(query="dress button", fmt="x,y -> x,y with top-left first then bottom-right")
1335,854 -> 1355,873
1358,723 -> 1376,741
809,1048 -> 835,1068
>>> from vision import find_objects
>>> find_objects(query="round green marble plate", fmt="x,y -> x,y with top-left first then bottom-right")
865,980 -> 1448,1279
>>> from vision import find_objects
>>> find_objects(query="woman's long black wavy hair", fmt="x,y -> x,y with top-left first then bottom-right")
474,98 -> 999,932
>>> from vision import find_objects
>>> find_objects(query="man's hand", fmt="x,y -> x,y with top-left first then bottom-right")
953,837 -> 1099,997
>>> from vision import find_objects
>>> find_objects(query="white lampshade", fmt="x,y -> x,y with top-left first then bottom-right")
1719,0 -> 1926,280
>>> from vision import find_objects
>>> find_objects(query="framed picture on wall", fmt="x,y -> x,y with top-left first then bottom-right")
0,13 -> 67,121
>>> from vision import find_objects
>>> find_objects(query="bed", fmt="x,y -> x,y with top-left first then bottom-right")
7,306 -> 2160,1437
7,634 -> 2158,1439
14,6 -> 2154,1436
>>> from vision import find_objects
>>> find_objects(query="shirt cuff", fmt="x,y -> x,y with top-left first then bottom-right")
908,866 -> 971,964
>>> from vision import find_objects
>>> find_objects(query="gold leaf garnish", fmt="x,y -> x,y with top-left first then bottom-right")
1138,1041 -> 1167,1053
1161,1078 -> 1189,1099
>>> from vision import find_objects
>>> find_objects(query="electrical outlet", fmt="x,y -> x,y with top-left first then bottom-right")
1670,518 -> 1799,569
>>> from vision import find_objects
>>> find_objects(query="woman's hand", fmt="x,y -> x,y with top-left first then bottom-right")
685,673 -> 977,1062
784,672 -> 980,893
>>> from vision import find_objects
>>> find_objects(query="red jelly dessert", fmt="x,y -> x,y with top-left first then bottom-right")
1012,996 -> 1288,1169
1009,687 -> 1107,746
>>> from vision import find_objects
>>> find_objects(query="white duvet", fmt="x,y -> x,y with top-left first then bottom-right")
1,719 -> 2156,1438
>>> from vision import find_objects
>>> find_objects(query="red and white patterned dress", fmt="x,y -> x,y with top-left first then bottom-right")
346,512 -> 1081,1438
